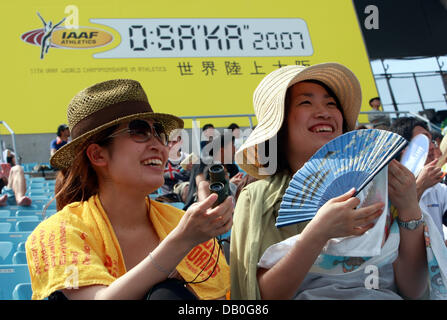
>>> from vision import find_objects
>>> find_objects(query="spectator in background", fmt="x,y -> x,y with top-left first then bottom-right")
431,130 -> 443,160
200,123 -> 216,150
0,149 -> 32,207
228,123 -> 244,150
389,117 -> 447,238
50,124 -> 70,156
157,130 -> 191,203
367,97 -> 391,129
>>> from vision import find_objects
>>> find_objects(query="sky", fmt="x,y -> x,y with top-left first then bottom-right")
369,55 -> 447,117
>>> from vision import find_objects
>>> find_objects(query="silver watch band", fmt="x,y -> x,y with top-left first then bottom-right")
396,216 -> 424,230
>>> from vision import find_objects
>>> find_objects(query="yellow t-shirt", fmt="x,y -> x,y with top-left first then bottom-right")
25,194 -> 230,300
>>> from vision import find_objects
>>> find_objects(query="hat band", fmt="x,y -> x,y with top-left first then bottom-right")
71,100 -> 152,139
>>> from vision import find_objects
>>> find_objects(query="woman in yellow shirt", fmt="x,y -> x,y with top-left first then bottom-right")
26,79 -> 232,300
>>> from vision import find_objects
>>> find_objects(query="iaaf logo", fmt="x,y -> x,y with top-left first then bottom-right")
21,6 -> 113,59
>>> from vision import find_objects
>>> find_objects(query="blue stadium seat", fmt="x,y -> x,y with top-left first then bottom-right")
0,241 -> 14,264
0,210 -> 12,218
22,163 -> 38,172
0,222 -> 12,232
0,232 -> 31,251
12,283 -> 32,300
42,202 -> 57,210
12,251 -> 27,264
6,204 -> 40,212
0,216 -> 40,224
16,221 -> 40,232
28,190 -> 53,196
169,202 -> 185,209
0,264 -> 31,300
16,241 -> 26,252
16,210 -> 44,218
29,195 -> 52,201
29,177 -> 45,183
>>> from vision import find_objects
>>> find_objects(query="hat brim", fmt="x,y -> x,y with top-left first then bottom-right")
236,63 -> 362,179
50,112 -> 183,169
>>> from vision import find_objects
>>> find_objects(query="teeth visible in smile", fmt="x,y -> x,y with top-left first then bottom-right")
312,125 -> 333,133
142,159 -> 162,166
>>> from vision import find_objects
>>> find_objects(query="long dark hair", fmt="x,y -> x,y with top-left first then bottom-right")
274,79 -> 347,174
54,125 -> 118,210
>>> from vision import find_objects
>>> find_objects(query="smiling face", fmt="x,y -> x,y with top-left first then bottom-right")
285,81 -> 344,172
99,119 -> 169,194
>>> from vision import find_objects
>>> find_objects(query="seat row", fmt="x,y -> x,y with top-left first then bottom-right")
0,208 -> 57,220
0,264 -> 32,300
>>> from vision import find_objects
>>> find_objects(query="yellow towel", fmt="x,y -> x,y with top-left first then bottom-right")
26,194 -> 229,300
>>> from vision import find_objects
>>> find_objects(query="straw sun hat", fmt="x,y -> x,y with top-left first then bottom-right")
235,62 -> 362,179
50,79 -> 184,169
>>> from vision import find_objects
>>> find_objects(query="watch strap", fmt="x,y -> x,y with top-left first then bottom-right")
396,216 -> 424,230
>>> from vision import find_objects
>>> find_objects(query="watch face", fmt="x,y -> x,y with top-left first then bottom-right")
398,218 -> 423,230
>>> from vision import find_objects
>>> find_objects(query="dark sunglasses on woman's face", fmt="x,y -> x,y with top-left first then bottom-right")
108,119 -> 168,145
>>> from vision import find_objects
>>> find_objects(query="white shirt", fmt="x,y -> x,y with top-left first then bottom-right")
419,183 -> 447,239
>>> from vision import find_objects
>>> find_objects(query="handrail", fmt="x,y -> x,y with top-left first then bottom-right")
359,111 -> 442,132
0,121 -> 19,165
179,114 -> 256,155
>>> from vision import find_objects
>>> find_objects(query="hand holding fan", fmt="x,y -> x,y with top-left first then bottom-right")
276,129 -> 407,228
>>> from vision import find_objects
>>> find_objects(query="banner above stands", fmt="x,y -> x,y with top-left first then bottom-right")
2,0 -> 377,134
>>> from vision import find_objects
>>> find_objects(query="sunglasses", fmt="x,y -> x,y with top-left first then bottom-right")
108,119 -> 168,146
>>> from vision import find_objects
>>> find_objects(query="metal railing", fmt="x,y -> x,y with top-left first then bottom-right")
179,114 -> 255,157
359,111 -> 442,132
0,121 -> 19,164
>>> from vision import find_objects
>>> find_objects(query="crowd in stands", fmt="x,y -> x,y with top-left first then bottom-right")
2,62 -> 447,301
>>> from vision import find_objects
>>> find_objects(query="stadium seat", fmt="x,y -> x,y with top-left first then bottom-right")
0,241 -> 14,264
29,195 -> 52,201
169,202 -> 185,209
12,251 -> 27,264
16,241 -> 26,252
15,221 -> 40,232
0,222 -> 12,232
0,264 -> 31,300
0,210 -> 11,218
0,232 -> 31,251
16,209 -> 44,218
6,204 -> 40,212
12,283 -> 32,300
42,202 -> 57,210
0,216 -> 40,224
28,190 -> 53,196
29,177 -> 45,183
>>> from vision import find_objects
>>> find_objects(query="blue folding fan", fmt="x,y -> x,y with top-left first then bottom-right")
276,129 -> 407,228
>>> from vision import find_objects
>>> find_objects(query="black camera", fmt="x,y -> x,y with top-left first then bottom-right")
208,164 -> 230,207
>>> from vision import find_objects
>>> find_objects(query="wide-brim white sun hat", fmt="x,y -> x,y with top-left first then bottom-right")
235,63 -> 362,179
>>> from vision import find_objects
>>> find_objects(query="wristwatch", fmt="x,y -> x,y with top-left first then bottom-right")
396,216 -> 424,230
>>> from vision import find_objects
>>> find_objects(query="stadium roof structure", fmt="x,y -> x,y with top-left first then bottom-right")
353,0 -> 447,59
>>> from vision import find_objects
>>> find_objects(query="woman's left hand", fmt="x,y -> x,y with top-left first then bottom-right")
388,159 -> 421,219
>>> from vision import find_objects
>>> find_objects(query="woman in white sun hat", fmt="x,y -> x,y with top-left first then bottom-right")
230,63 -> 430,300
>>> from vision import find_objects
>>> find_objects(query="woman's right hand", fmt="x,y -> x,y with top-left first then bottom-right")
309,188 -> 384,241
173,181 -> 233,248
